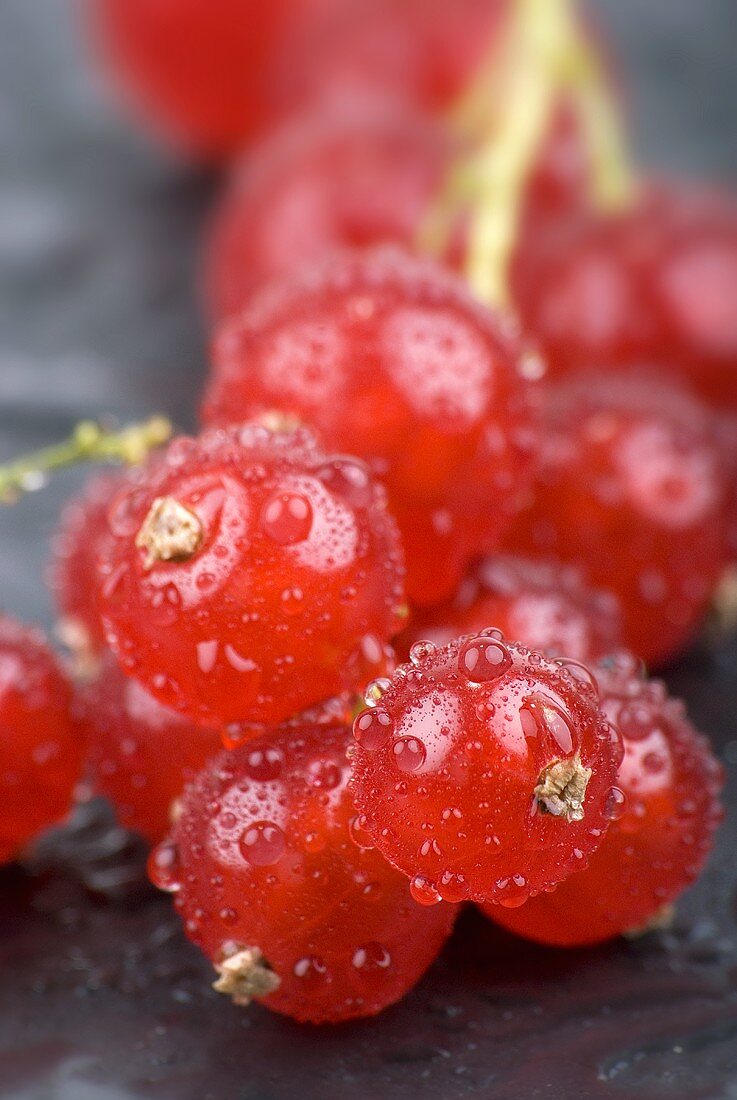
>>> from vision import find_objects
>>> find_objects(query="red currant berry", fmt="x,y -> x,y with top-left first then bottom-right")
0,616 -> 82,863
97,423 -> 405,729
204,247 -> 542,604
515,182 -> 737,409
80,657 -> 219,843
350,633 -> 623,905
89,0 -> 322,156
505,372 -> 729,667
404,554 -> 622,664
486,652 -> 724,945
205,100 -> 587,323
153,720 -> 457,1023
47,470 -> 124,667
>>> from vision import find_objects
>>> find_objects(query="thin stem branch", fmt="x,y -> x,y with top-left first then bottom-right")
0,415 -> 172,503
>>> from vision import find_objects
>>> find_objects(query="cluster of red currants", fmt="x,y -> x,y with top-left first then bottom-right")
0,0 -> 731,1026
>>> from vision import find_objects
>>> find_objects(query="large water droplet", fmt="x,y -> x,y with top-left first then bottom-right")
147,840 -> 181,892
459,636 -> 512,683
353,708 -> 394,750
238,821 -> 286,866
392,736 -> 427,773
260,491 -> 313,545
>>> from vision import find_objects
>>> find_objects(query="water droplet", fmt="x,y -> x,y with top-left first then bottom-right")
238,821 -> 286,866
520,693 -> 574,754
459,636 -> 512,683
392,736 -> 427,774
617,702 -> 654,741
260,491 -> 313,545
280,586 -> 304,615
352,943 -> 391,973
410,875 -> 442,906
304,831 -> 326,853
147,840 -> 181,892
436,870 -> 469,903
243,745 -> 283,781
349,814 -> 374,849
316,456 -> 374,509
604,786 -> 627,819
495,874 -> 530,908
409,639 -> 437,666
364,677 -> 392,706
307,759 -> 342,790
196,639 -> 219,674
353,708 -> 394,750
293,955 -> 328,980
555,658 -> 599,695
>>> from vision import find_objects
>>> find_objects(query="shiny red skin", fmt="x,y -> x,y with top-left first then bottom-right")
153,721 -> 457,1024
350,633 -> 623,905
0,617 -> 83,862
404,554 -> 622,664
486,652 -> 724,946
90,0 -> 324,157
204,101 -> 587,323
47,471 -> 124,660
81,659 -> 219,843
204,247 -> 542,605
97,424 -> 405,730
515,183 -> 737,409
505,373 -> 729,668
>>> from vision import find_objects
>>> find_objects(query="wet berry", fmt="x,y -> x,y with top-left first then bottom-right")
80,658 -> 219,843
403,554 -> 622,664
487,652 -> 724,945
96,423 -> 405,730
515,182 -> 737,409
0,616 -> 83,863
350,632 -> 622,905
505,373 -> 729,667
204,247 -> 542,604
153,720 -> 457,1024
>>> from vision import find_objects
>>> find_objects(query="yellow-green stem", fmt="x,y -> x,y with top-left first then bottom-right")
0,415 -> 172,503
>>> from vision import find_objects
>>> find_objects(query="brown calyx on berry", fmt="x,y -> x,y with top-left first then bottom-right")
212,945 -> 281,1006
136,497 -> 203,569
534,756 -> 592,822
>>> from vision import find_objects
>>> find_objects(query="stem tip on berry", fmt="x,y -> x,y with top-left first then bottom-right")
534,756 -> 592,822
212,945 -> 281,1006
135,496 -> 203,569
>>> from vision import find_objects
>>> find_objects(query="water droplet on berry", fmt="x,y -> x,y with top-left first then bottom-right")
315,457 -> 374,509
348,814 -> 375,849
353,708 -> 393,750
307,759 -> 342,790
352,943 -> 391,973
293,955 -> 329,980
196,639 -> 219,675
392,736 -> 426,773
409,639 -> 437,666
280,587 -> 304,615
260,491 -> 313,545
555,658 -> 599,695
436,870 -> 469,903
604,786 -> 627,820
243,745 -> 283,781
520,693 -> 574,754
495,874 -> 530,908
617,702 -> 654,741
304,830 -> 326,853
238,821 -> 286,866
147,840 -> 181,892
458,636 -> 512,683
364,677 -> 391,706
410,875 -> 442,906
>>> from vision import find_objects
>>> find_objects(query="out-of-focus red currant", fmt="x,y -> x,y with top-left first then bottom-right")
89,0 -> 325,157
404,554 -> 622,664
96,423 -> 405,730
47,471 -> 124,667
80,658 -> 219,844
204,101 -> 587,323
515,182 -> 737,409
0,617 -> 83,863
505,373 -> 729,667
350,632 -> 623,905
204,247 -> 542,604
486,652 -> 723,946
152,720 -> 457,1024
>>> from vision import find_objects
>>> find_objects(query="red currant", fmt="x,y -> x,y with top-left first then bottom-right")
505,372 -> 729,667
205,101 -> 587,322
204,247 -> 542,604
350,632 -> 623,905
81,657 -> 219,843
404,554 -> 622,664
0,616 -> 83,863
89,0 -> 323,156
486,652 -> 723,945
47,470 -> 124,667
151,719 -> 457,1024
515,182 -> 737,409
97,423 -> 405,730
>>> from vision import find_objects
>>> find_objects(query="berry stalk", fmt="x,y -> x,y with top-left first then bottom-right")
0,416 -> 172,503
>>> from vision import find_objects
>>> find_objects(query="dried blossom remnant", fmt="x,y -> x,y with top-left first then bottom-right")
534,756 -> 592,822
135,497 -> 203,569
212,945 -> 281,1006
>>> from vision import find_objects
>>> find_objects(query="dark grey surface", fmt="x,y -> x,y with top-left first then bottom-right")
0,2 -> 736,1098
